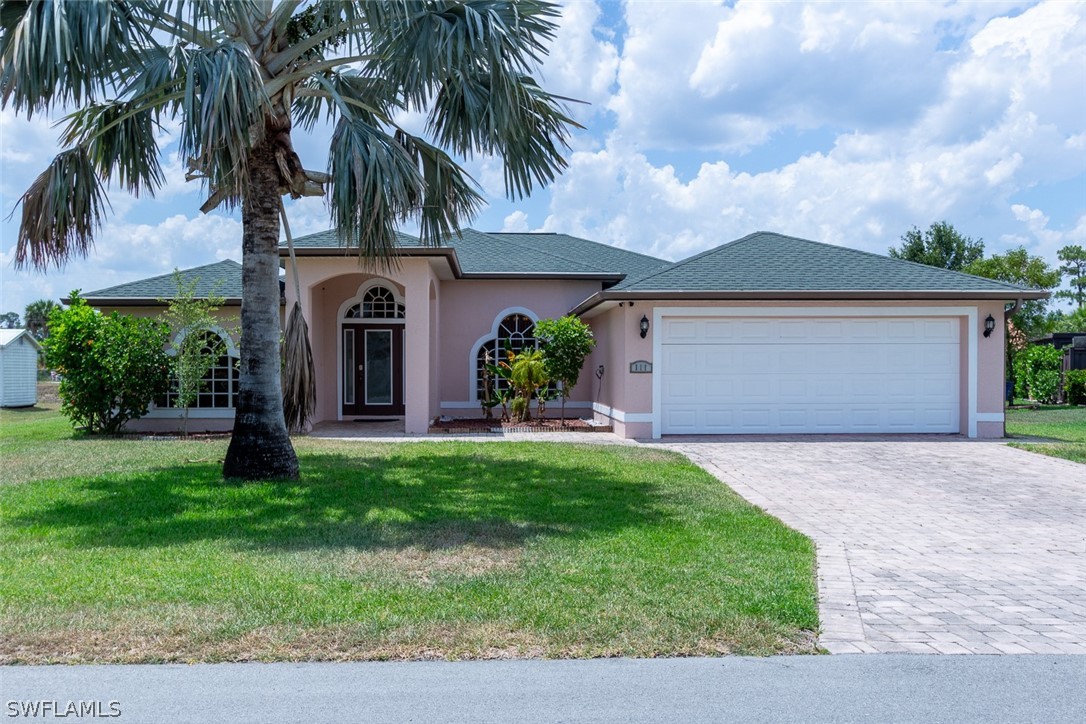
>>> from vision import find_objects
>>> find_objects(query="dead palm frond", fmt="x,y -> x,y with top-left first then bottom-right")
282,300 -> 315,433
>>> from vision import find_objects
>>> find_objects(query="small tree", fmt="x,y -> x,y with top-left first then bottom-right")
0,312 -> 21,329
43,292 -> 170,434
535,315 -> 596,425
889,222 -> 985,271
158,272 -> 230,435
1056,245 -> 1086,310
509,349 -> 549,422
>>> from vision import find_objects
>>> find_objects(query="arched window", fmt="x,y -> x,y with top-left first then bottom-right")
157,330 -> 239,409
475,313 -> 536,399
344,285 -> 405,319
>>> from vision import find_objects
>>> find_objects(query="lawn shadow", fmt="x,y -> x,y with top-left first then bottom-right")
9,447 -> 671,554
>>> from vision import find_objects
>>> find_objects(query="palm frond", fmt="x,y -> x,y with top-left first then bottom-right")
367,0 -> 576,199
171,0 -> 264,47
370,0 -> 560,107
178,41 -> 271,200
431,70 -> 579,198
0,0 -> 156,116
327,116 -> 422,260
11,147 -> 110,269
119,42 -> 194,113
292,70 -> 399,132
60,100 -> 166,197
282,301 -> 315,433
266,0 -> 368,74
395,130 -> 484,246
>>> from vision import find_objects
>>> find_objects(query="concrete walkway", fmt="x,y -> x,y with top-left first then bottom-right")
665,439 -> 1086,654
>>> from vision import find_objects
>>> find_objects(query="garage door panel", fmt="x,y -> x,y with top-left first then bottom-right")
660,315 -> 961,435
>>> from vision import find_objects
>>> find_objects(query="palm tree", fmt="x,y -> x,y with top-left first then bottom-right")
2,0 -> 577,480
24,299 -> 60,340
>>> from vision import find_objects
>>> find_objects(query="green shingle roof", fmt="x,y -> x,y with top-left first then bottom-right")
82,260 -> 246,302
283,227 -> 672,279
613,231 -> 1039,293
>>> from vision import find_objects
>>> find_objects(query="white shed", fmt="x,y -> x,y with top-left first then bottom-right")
0,329 -> 42,408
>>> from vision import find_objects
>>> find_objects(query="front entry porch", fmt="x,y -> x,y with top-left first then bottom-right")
287,257 -> 440,434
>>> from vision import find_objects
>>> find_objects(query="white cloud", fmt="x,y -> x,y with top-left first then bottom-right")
610,1 -> 1027,152
501,210 -> 530,232
541,0 -> 1086,270
1,213 -> 242,314
540,1 -> 619,116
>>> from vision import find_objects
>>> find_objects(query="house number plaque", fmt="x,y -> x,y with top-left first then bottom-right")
629,360 -> 652,373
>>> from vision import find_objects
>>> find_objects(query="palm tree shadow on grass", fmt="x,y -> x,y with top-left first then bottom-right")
13,450 -> 670,552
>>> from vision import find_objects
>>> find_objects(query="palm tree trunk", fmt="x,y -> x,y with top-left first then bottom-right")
222,139 -> 299,481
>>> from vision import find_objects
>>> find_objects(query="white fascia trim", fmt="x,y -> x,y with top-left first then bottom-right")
976,412 -> 1005,423
592,402 -> 652,424
145,408 -> 235,419
651,305 -> 980,439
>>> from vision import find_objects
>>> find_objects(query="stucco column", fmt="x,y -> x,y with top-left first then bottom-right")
403,260 -> 433,433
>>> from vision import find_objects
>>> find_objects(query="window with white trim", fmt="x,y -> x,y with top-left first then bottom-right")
344,285 -> 405,319
156,330 -> 239,409
475,313 -> 536,399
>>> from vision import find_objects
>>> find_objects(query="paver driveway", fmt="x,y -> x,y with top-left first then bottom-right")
665,439 -> 1086,654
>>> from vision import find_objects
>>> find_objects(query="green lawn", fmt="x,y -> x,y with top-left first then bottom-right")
0,405 -> 817,663
1005,405 -> 1086,464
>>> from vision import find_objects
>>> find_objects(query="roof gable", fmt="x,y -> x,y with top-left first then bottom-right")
614,231 -> 1038,294
0,329 -> 42,351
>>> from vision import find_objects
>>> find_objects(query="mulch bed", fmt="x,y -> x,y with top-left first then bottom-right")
429,417 -> 612,434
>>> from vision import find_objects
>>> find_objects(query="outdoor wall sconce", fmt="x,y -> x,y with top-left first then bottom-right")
639,315 -> 650,339
983,314 -> 996,338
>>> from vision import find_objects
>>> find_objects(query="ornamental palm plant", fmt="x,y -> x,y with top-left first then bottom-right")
2,0 -> 578,480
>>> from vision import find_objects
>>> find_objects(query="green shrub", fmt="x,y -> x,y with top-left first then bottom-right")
1065,369 -> 1086,405
1013,344 -> 1063,403
509,349 -> 549,422
536,315 -> 596,424
43,292 -> 170,434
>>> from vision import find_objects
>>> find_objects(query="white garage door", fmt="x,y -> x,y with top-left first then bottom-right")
659,316 -> 961,435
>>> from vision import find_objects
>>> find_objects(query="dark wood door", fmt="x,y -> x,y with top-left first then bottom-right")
342,325 -> 405,416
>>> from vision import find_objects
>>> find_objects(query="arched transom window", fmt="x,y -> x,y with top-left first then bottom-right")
344,285 -> 405,319
157,330 -> 239,409
476,313 -> 536,399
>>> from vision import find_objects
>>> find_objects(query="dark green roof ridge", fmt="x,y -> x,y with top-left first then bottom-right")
613,231 -> 1041,294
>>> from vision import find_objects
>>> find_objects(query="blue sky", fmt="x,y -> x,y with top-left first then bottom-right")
2,0 -> 1085,315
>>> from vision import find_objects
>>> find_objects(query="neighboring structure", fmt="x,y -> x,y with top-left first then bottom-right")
1032,332 -> 1086,372
83,230 -> 1046,438
0,329 -> 42,408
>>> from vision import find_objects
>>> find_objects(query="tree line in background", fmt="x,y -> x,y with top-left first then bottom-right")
888,221 -> 1086,337
0,299 -> 62,339
890,221 -> 1086,404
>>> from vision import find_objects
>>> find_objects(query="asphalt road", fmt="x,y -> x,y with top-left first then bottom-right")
2,655 -> 1084,723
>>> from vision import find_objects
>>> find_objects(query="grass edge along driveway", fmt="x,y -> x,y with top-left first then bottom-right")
0,406 -> 818,664
1005,405 -> 1086,464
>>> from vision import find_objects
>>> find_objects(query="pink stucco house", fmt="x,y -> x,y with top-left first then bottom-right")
83,229 -> 1044,438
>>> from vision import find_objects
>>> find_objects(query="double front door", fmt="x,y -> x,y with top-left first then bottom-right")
342,325 -> 405,416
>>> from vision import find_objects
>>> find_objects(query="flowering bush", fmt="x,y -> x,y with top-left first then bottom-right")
43,292 -> 170,433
